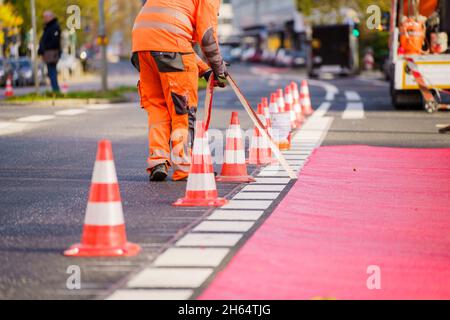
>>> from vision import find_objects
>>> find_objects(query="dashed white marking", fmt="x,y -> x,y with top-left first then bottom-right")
16,115 -> 55,123
54,109 -> 87,116
345,91 -> 361,101
127,268 -> 213,288
153,248 -> 229,267
176,233 -> 243,247
311,102 -> 332,117
342,102 -> 365,119
108,289 -> 193,300
281,151 -> 310,155
222,200 -> 273,210
283,154 -> 308,160
207,210 -> 264,221
233,192 -> 280,200
193,221 -> 255,233
263,166 -> 300,172
258,171 -> 290,177
253,178 -> 291,184
0,121 -> 27,136
287,160 -> 306,166
242,184 -> 286,192
85,104 -> 111,110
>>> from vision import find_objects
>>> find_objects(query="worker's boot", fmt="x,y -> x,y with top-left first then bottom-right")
149,163 -> 168,182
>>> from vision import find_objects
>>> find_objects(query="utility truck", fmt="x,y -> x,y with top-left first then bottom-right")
388,0 -> 450,110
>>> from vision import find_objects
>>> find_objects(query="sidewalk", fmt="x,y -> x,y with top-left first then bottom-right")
200,146 -> 450,300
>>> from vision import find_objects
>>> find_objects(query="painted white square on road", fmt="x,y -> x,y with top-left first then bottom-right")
176,233 -> 243,247
242,184 -> 286,192
254,178 -> 291,184
258,171 -> 290,177
233,192 -> 280,200
16,115 -> 55,122
127,267 -> 213,288
345,91 -> 361,101
54,109 -> 87,116
194,221 -> 255,232
108,289 -> 193,300
342,102 -> 365,119
208,210 -> 264,221
222,200 -> 273,210
85,104 -> 111,110
154,248 -> 229,267
263,165 -> 300,172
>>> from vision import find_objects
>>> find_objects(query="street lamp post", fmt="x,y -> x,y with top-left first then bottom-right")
30,0 -> 39,94
98,0 -> 108,92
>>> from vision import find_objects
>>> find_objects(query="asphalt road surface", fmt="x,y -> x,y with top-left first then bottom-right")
0,63 -> 449,299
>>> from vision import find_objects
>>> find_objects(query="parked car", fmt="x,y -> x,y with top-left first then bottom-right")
274,49 -> 293,67
0,59 -> 6,86
5,59 -> 20,86
7,57 -> 45,87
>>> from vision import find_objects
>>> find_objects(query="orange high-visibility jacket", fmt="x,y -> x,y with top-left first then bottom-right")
403,0 -> 438,17
132,0 -> 222,75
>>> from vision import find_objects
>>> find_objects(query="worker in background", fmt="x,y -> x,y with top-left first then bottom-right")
131,0 -> 227,182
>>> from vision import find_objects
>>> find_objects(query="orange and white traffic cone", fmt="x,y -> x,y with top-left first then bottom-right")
269,93 -> 278,114
64,140 -> 141,257
291,81 -> 304,127
248,104 -> 272,165
284,86 -> 297,130
173,121 -> 228,207
276,88 -> 285,112
217,112 -> 256,183
263,97 -> 273,160
4,75 -> 14,98
300,80 -> 314,116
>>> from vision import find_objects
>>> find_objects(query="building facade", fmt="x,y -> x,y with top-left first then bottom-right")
218,0 -> 237,43
232,0 -> 306,52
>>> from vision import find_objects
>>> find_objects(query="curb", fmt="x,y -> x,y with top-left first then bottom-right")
0,97 -> 131,107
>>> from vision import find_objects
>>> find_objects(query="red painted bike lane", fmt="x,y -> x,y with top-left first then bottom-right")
200,146 -> 450,300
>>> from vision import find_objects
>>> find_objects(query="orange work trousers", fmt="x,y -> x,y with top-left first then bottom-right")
137,51 -> 198,181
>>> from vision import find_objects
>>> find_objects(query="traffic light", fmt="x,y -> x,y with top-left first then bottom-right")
352,26 -> 360,38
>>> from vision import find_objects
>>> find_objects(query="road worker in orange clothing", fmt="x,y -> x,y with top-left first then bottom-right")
131,0 -> 227,182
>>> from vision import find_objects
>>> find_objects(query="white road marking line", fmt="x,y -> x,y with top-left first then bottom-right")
241,184 -> 286,192
54,109 -> 87,116
176,233 -> 243,247
85,104 -> 111,110
262,166 -> 300,172
287,160 -> 305,166
311,102 -> 332,117
233,192 -> 280,200
283,154 -> 308,160
281,151 -> 310,155
258,171 -> 291,177
207,210 -> 264,221
0,121 -> 27,136
345,91 -> 361,101
221,200 -> 273,210
153,248 -> 230,267
127,268 -> 213,288
193,221 -> 255,232
107,289 -> 193,300
342,102 -> 365,119
253,178 -> 291,184
16,115 -> 55,123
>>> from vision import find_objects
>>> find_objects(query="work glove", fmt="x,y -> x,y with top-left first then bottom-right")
210,60 -> 229,88
204,68 -> 227,88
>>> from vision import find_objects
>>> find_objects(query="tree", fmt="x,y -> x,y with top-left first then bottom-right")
296,0 -> 391,23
